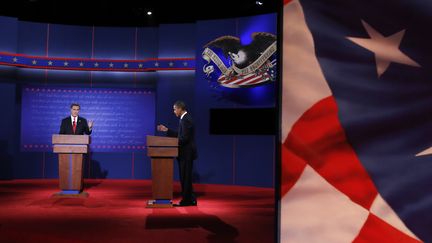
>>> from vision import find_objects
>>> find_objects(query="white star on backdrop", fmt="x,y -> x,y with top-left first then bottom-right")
347,20 -> 420,77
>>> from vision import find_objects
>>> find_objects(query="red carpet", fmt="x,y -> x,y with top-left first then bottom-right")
0,180 -> 274,243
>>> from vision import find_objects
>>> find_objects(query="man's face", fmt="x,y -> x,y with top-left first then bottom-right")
70,105 -> 80,117
173,105 -> 183,117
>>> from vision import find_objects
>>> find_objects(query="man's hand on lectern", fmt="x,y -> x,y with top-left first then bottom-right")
157,124 -> 168,132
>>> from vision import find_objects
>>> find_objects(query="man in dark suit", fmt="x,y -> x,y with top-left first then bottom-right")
157,100 -> 197,206
59,103 -> 93,135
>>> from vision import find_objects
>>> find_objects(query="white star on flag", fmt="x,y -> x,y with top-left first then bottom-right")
32,60 -> 37,65
79,62 -> 84,67
109,63 -> 114,67
63,61 -> 69,66
48,61 -> 53,66
12,57 -> 18,62
347,20 -> 420,77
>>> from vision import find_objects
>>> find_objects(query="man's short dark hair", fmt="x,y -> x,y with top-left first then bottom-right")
174,100 -> 186,110
70,103 -> 80,109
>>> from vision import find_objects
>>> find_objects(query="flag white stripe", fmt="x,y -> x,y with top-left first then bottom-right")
281,165 -> 370,243
237,75 -> 264,85
370,194 -> 419,240
222,73 -> 255,84
281,0 -> 332,142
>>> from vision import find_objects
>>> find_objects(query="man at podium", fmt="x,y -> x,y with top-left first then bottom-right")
53,103 -> 92,196
59,103 -> 93,135
157,100 -> 198,206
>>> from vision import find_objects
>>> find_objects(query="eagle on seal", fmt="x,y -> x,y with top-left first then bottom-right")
204,32 -> 276,69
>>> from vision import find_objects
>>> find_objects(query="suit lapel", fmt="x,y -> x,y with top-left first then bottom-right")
76,117 -> 82,134
178,118 -> 183,137
67,119 -> 74,134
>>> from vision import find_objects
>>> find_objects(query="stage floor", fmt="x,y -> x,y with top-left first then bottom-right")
0,179 -> 274,243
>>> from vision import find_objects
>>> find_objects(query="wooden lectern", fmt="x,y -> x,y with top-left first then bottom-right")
52,134 -> 90,197
146,135 -> 178,208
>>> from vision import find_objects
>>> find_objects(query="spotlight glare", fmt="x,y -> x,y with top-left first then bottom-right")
147,11 -> 152,16
256,1 -> 263,5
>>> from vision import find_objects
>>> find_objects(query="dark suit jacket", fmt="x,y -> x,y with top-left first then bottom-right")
59,116 -> 92,135
167,113 -> 197,161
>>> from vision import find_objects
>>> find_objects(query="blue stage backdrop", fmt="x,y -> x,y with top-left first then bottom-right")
21,86 -> 155,152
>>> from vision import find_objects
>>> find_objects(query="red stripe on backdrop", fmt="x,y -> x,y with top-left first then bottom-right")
282,96 -> 377,209
352,214 -> 420,243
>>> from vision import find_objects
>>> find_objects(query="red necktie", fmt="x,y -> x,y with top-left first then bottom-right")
73,118 -> 77,134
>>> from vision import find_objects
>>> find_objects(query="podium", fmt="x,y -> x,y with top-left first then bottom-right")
146,135 -> 178,208
52,134 -> 90,197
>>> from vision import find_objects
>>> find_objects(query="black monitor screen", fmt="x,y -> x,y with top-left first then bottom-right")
209,108 -> 276,135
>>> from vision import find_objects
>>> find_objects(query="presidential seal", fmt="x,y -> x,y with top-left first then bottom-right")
202,32 -> 276,88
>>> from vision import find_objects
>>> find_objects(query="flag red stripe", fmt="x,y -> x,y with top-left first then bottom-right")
283,96 -> 378,209
229,74 -> 258,85
352,214 -> 421,243
243,75 -> 268,85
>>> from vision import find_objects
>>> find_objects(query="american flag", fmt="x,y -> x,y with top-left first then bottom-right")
217,71 -> 272,88
216,60 -> 276,88
281,0 -> 430,242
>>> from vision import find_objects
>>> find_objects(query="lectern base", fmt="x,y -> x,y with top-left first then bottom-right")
52,191 -> 89,198
146,199 -> 173,208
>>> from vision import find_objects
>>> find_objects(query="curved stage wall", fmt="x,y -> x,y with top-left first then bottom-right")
0,13 -> 276,188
